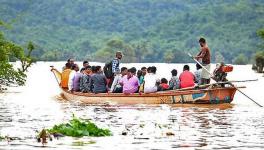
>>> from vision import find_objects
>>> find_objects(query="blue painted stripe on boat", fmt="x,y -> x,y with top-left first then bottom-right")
192,93 -> 205,99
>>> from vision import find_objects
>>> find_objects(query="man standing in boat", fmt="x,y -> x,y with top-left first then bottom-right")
194,38 -> 211,85
104,51 -> 123,88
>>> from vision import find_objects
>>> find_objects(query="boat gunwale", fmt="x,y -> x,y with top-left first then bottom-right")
63,87 -> 239,97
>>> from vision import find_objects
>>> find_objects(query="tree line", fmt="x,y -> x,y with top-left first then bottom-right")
0,0 -> 264,64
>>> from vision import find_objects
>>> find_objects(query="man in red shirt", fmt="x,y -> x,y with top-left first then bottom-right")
179,65 -> 195,88
194,38 -> 211,84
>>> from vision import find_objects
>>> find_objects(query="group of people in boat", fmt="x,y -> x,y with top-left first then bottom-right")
55,38 -> 211,94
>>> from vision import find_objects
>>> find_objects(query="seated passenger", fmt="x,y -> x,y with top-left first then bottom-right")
110,67 -> 128,93
169,69 -> 180,90
119,68 -> 139,94
90,66 -> 107,93
194,63 -> 202,85
144,66 -> 160,93
80,65 -> 92,93
68,64 -> 82,92
60,62 -> 72,89
83,60 -> 89,68
138,67 -> 147,92
139,67 -> 147,85
159,78 -> 169,91
62,58 -> 74,70
137,70 -> 142,81
179,65 -> 195,88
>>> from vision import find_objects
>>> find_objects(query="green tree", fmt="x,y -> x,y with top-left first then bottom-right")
94,37 -> 136,63
253,29 -> 264,73
254,51 -> 264,73
0,20 -> 35,89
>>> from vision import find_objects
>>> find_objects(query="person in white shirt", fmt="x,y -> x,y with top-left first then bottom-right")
68,64 -> 80,92
194,63 -> 202,85
110,67 -> 127,93
144,66 -> 160,93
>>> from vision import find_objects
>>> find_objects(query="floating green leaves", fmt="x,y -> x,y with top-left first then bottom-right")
47,116 -> 112,137
0,135 -> 4,141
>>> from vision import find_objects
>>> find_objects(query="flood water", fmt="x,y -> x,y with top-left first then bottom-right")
0,62 -> 264,149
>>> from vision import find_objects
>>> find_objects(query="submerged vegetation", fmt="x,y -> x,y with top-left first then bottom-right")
47,116 -> 112,137
0,135 -> 4,141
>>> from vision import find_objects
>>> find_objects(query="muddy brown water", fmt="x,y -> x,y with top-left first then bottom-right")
0,62 -> 264,149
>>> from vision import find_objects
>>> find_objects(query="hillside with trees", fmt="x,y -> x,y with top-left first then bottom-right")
1,0 -> 264,63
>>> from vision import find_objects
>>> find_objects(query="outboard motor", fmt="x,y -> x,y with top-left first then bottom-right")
213,63 -> 233,83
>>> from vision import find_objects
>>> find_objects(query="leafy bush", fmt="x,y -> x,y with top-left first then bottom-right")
48,116 -> 112,137
254,51 -> 264,73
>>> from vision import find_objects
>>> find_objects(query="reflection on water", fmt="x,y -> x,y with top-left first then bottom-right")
0,62 -> 264,149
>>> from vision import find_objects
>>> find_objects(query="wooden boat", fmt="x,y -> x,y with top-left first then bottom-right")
51,68 -> 239,105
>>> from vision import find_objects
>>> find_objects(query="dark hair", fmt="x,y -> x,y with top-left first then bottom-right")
121,67 -> 127,72
161,78 -> 168,84
199,38 -> 206,43
71,64 -> 78,70
91,66 -> 97,73
67,58 -> 74,63
147,67 -> 152,73
151,66 -> 157,74
130,67 -> 137,74
95,66 -> 101,72
183,65 -> 190,71
137,70 -> 142,78
141,67 -> 147,70
85,65 -> 92,70
196,63 -> 202,70
171,69 -> 177,76
83,61 -> 88,65
65,62 -> 72,68
80,68 -> 85,72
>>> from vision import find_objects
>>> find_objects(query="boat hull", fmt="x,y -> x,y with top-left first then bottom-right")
60,87 -> 236,105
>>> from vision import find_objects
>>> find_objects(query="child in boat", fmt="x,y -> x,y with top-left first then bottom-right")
169,69 -> 180,90
159,78 -> 169,91
194,63 -> 202,85
90,66 -> 107,93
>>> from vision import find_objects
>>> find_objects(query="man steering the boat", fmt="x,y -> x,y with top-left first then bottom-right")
194,38 -> 211,85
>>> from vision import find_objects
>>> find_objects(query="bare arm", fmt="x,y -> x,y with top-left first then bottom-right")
195,48 -> 206,59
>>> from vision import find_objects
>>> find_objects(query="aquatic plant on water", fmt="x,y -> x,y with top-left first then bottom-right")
0,135 -> 5,141
47,116 -> 112,137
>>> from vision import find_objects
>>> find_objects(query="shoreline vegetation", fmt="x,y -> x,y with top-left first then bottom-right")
252,29 -> 264,73
0,21 -> 35,91
1,1 -> 264,64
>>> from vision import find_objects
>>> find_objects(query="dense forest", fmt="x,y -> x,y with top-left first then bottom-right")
1,0 -> 264,63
